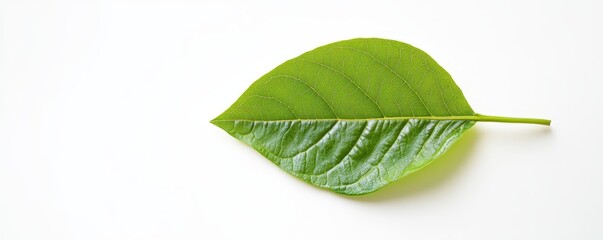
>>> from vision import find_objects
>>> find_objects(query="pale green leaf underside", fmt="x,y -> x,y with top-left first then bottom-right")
212,38 -> 478,195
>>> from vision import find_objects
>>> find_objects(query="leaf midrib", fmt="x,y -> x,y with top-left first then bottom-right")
211,114 -> 551,126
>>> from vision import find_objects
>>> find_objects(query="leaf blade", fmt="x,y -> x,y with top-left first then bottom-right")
212,38 -> 479,195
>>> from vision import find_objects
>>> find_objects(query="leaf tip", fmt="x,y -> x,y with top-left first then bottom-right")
209,117 -> 235,132
209,117 -> 221,126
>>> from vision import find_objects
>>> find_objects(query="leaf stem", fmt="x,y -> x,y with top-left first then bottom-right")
474,114 -> 551,126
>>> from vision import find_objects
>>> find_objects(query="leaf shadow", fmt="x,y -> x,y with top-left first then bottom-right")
346,128 -> 481,202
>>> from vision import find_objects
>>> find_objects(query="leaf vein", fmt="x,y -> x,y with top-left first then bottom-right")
300,59 -> 386,117
334,46 -> 434,116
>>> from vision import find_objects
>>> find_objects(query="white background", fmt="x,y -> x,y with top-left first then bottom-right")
1,0 -> 602,239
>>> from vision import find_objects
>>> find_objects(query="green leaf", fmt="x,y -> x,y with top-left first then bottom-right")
211,38 -> 550,195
